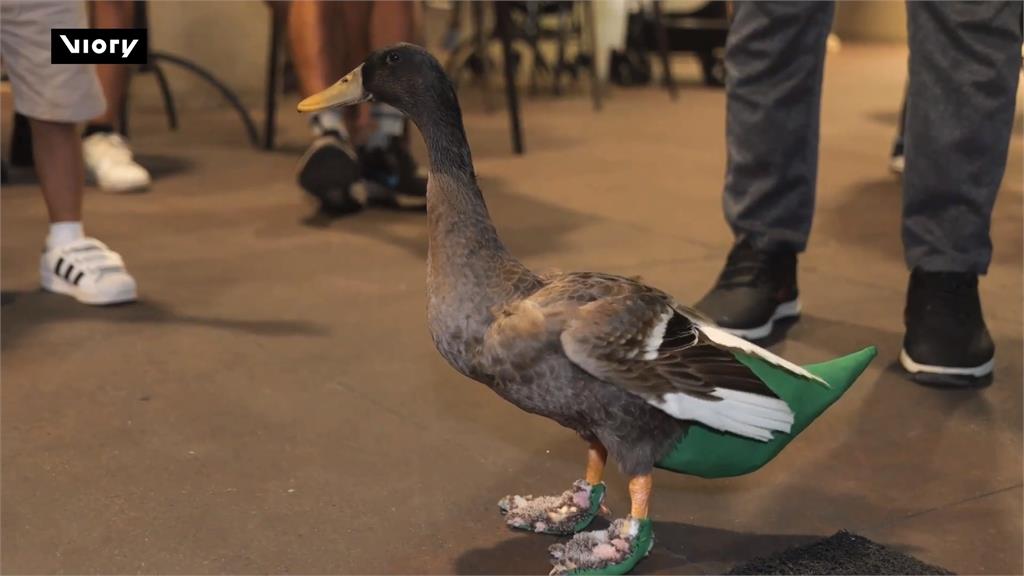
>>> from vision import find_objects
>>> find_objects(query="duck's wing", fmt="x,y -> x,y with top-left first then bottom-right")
554,281 -> 824,441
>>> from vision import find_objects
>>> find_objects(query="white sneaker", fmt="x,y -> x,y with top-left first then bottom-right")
82,132 -> 152,193
40,238 -> 138,305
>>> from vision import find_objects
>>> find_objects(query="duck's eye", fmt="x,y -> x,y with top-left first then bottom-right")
386,52 -> 401,65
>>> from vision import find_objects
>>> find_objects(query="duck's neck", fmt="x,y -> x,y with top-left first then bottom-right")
407,91 -> 523,290
401,88 -> 536,323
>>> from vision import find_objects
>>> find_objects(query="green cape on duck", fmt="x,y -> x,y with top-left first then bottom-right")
657,345 -> 876,477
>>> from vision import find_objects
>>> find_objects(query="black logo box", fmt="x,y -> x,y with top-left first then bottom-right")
51,28 -> 147,64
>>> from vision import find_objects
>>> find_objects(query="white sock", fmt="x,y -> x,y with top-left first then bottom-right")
310,109 -> 348,139
366,103 -> 405,150
47,221 -> 84,250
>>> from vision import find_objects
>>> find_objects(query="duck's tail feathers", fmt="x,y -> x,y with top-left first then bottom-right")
654,388 -> 795,442
698,323 -> 828,386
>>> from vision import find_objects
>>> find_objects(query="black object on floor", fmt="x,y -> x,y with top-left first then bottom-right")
728,531 -> 954,575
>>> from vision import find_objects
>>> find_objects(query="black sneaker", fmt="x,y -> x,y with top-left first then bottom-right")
695,240 -> 800,340
358,137 -> 427,209
297,131 -> 362,216
900,269 -> 994,387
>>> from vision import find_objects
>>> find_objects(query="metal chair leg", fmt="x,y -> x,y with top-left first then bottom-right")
553,6 -> 570,96
528,36 -> 550,96
149,63 -> 178,131
473,1 -> 495,112
652,1 -> 678,101
264,11 -> 284,150
583,0 -> 602,111
496,2 -> 524,155
150,51 -> 260,147
119,75 -> 132,137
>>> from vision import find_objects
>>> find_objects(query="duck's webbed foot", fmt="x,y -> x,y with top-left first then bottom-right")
497,480 -> 606,535
548,517 -> 654,576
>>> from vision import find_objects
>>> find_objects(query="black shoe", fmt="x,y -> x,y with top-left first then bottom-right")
358,137 -> 427,209
297,131 -> 362,216
900,269 -> 994,387
695,240 -> 800,340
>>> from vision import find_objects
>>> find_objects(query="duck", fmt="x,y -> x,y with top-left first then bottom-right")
298,44 -> 875,576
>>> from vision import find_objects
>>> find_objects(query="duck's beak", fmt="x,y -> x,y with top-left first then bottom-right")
297,66 -> 370,112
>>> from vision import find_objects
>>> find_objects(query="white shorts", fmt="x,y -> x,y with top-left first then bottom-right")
0,1 -> 106,123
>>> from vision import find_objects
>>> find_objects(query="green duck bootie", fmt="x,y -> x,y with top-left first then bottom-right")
499,481 -> 607,535
553,518 -> 654,576
656,346 -> 877,478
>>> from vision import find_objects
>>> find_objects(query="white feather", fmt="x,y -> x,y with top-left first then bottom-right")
641,311 -> 672,361
651,387 -> 795,441
696,323 -> 828,386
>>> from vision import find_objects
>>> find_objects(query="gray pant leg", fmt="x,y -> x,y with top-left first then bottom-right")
723,1 -> 834,253
903,1 -> 1022,274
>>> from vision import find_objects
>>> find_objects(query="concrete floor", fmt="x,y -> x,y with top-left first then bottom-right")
3,45 -> 1021,574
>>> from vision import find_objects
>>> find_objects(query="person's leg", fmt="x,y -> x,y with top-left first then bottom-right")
29,119 -> 84,224
371,1 -> 418,49
0,1 -> 100,229
0,0 -> 136,304
367,0 -> 417,142
288,0 -> 367,134
288,0 -> 425,211
337,1 -> 373,139
87,0 -> 133,131
722,1 -> 834,252
360,0 -> 428,205
82,0 -> 151,193
366,0 -> 414,142
288,0 -> 351,99
287,0 -> 363,214
696,1 -> 834,340
903,1 -> 1021,275
290,0 -> 404,142
34,117 -> 139,305
899,1 -> 1022,384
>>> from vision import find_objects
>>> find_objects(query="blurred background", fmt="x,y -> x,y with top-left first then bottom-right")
0,2 -> 908,112
0,1 -> 914,141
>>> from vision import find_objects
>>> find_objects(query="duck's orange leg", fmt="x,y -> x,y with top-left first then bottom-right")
628,474 -> 652,520
586,441 -> 607,484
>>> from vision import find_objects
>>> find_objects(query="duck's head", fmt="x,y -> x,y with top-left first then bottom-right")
297,43 -> 453,122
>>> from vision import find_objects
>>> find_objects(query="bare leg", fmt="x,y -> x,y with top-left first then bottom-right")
29,119 -> 84,223
287,0 -> 348,97
370,1 -> 418,48
88,1 -> 134,129
368,1 -> 419,146
337,2 -> 373,139
288,0 -> 418,142
83,1 -> 151,194
287,0 -> 372,138
31,116 -> 138,304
